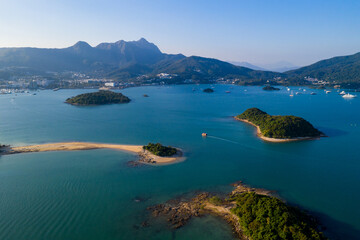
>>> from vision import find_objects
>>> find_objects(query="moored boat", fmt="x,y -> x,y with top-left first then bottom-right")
342,93 -> 356,98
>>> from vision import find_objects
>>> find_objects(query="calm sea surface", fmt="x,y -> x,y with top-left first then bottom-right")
0,85 -> 359,239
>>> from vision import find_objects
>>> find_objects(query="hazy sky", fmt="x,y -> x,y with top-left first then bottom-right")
0,0 -> 359,66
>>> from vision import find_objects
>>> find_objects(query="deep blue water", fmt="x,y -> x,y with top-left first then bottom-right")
0,85 -> 359,239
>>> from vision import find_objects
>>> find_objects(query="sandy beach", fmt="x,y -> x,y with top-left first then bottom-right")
234,117 -> 319,142
1,142 -> 184,165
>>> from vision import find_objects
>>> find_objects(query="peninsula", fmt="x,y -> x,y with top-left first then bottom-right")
235,108 -> 324,142
65,90 -> 131,105
0,142 -> 184,165
148,182 -> 326,240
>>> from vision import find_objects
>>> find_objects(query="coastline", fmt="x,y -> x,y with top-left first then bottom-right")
234,117 -> 321,143
147,182 -> 325,240
148,182 -> 275,239
0,142 -> 185,165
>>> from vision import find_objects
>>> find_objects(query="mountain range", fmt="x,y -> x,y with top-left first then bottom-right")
0,38 -> 359,87
230,61 -> 299,72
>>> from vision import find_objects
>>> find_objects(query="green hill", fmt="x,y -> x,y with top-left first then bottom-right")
236,108 -> 322,139
230,192 -> 326,240
286,52 -> 360,87
65,90 -> 131,105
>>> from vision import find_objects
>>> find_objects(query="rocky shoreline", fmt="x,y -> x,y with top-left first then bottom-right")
137,148 -> 184,165
147,182 -> 274,239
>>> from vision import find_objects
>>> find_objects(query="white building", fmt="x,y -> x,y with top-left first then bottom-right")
105,82 -> 116,87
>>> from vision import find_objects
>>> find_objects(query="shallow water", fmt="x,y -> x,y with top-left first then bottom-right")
0,85 -> 359,239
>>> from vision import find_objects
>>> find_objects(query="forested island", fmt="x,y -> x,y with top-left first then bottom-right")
65,90 -> 131,105
235,108 -> 323,142
203,88 -> 214,93
143,143 -> 178,157
263,85 -> 280,91
148,182 -> 326,240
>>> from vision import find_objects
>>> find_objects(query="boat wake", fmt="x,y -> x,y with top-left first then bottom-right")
207,135 -> 239,144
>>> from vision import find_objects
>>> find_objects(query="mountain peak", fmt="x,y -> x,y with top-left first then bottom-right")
138,37 -> 149,43
71,41 -> 92,50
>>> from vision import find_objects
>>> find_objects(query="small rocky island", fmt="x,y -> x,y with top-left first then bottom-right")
65,90 -> 131,105
235,108 -> 324,142
147,182 -> 326,240
138,143 -> 182,165
142,143 -> 177,157
203,88 -> 214,93
263,85 -> 280,91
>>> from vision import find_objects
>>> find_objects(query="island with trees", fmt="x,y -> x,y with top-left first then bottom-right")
235,108 -> 324,142
65,90 -> 131,105
263,85 -> 280,91
148,182 -> 327,240
203,88 -> 214,93
142,143 -> 178,157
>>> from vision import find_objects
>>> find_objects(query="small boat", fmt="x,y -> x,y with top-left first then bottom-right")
225,91 -> 231,93
310,92 -> 317,95
286,87 -> 290,91
342,93 -> 356,98
325,90 -> 331,94
290,91 -> 294,97
296,92 -> 301,95
339,91 -> 346,95
201,133 -> 208,137
53,88 -> 60,91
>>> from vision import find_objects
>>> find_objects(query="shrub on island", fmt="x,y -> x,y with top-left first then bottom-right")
230,192 -> 326,240
143,143 -> 177,157
203,88 -> 214,93
263,85 -> 280,91
66,90 -> 131,105
236,108 -> 322,139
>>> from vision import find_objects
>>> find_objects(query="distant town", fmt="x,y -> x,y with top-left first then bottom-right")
0,68 -> 341,95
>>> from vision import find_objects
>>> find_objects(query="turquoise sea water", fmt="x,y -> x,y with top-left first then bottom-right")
0,85 -> 359,240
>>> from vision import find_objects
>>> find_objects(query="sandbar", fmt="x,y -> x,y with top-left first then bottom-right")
0,142 -> 185,165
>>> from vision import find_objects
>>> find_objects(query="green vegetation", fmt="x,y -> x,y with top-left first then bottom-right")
286,52 -> 360,87
230,192 -> 326,240
65,90 -> 131,105
203,88 -> 214,93
263,86 -> 280,91
143,143 -> 177,157
236,108 -> 322,138
208,196 -> 224,206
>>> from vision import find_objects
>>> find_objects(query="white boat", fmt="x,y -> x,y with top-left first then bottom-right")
339,91 -> 346,95
310,92 -> 317,95
296,92 -> 301,95
325,90 -> 331,94
286,87 -> 290,91
342,93 -> 356,98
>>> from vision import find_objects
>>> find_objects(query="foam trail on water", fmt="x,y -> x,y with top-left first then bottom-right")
207,135 -> 239,144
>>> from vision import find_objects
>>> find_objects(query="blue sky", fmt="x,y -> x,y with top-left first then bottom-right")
0,0 -> 359,66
